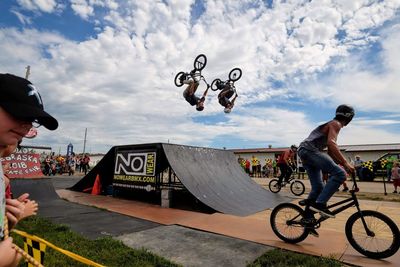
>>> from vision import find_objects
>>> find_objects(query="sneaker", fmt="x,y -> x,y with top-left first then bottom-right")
309,202 -> 335,218
308,228 -> 319,237
342,188 -> 349,192
298,199 -> 315,206
393,190 -> 398,193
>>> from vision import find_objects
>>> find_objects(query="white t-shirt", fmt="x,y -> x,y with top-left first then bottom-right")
0,163 -> 5,239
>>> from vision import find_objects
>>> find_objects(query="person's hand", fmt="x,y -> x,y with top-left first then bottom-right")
21,200 -> 39,219
0,238 -> 22,267
16,193 -> 30,203
344,162 -> 356,175
5,199 -> 25,229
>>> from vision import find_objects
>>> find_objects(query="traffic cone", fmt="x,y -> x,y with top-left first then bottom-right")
91,174 -> 102,195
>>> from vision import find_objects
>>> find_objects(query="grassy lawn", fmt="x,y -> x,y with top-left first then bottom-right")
248,248 -> 344,267
12,216 -> 181,267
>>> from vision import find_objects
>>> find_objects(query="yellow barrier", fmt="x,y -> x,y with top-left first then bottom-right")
12,229 -> 105,267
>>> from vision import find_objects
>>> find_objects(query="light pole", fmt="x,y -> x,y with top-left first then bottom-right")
82,128 -> 87,155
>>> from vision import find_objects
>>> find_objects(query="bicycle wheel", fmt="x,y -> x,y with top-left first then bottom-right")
270,203 -> 309,243
210,78 -> 222,91
290,180 -> 305,196
268,179 -> 281,193
228,68 -> 242,81
194,54 -> 207,71
345,210 -> 400,259
174,71 -> 185,87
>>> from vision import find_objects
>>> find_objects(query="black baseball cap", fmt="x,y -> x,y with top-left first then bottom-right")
0,73 -> 58,130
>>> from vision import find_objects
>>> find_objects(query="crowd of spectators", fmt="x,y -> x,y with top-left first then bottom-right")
238,155 -> 291,178
42,153 -> 91,176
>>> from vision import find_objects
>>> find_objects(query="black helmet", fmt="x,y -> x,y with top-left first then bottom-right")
335,104 -> 355,125
290,144 -> 298,150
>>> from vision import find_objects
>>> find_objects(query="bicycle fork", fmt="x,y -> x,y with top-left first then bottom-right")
327,193 -> 375,237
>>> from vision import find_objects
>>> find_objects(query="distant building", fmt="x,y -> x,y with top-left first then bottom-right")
230,143 -> 400,164
18,145 -> 52,155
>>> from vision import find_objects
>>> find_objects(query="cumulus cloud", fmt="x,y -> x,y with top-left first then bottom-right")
16,0 -> 60,13
1,0 -> 400,153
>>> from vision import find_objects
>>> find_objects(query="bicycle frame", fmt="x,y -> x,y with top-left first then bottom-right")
189,70 -> 209,87
309,175 -> 374,236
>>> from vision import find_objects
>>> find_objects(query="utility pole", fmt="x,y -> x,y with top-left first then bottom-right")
82,128 -> 87,155
25,66 -> 31,79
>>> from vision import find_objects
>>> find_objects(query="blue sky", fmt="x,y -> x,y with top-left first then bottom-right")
1,0 -> 400,154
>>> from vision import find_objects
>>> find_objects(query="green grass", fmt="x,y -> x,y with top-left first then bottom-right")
12,216 -> 180,267
248,248 -> 344,267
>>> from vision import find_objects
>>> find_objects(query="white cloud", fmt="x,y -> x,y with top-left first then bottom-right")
1,0 -> 400,153
70,0 -> 94,20
16,0 -> 59,13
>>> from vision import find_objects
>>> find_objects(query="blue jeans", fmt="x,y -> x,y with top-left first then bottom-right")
298,148 -> 346,204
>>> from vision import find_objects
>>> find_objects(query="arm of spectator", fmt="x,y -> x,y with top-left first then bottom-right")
0,238 -> 22,267
5,199 -> 25,229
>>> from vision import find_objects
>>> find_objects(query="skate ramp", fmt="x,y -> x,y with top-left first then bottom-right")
162,144 -> 288,216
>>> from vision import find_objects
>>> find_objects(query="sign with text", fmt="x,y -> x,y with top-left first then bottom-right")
113,151 -> 156,189
1,152 -> 43,178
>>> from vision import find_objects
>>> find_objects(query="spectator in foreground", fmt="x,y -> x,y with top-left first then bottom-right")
0,73 -> 58,266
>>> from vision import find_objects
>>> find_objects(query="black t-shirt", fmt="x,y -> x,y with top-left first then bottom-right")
183,89 -> 200,106
218,88 -> 234,107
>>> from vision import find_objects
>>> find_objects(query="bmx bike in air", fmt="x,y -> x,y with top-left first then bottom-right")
210,67 -> 242,92
174,54 -> 209,88
268,173 -> 305,196
270,174 -> 400,259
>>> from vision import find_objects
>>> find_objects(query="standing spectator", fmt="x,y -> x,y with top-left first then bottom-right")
251,155 -> 258,177
277,145 -> 298,185
353,155 -> 364,180
68,155 -> 76,176
43,156 -> 51,175
272,158 -> 278,177
298,159 -> 306,179
82,154 -> 91,175
245,159 -> 250,175
391,161 -> 400,193
386,155 -> 396,182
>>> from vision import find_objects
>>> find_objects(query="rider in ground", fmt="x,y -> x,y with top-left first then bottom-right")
217,81 -> 238,113
182,71 -> 210,111
298,104 -> 356,219
277,145 -> 297,186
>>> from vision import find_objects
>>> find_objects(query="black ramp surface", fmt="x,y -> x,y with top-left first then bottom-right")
162,144 -> 289,216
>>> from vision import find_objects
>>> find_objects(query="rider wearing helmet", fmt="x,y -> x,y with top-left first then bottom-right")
217,82 -> 238,114
276,144 -> 298,186
298,104 -> 356,223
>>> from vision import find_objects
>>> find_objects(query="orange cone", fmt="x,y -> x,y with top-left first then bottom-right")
91,174 -> 102,195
